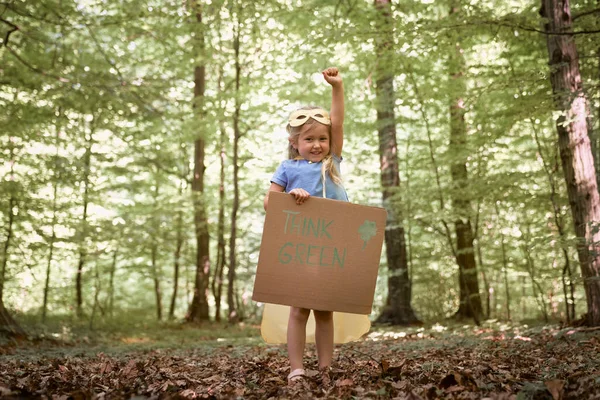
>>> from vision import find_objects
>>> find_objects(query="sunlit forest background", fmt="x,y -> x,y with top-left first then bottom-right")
2,0 -> 600,332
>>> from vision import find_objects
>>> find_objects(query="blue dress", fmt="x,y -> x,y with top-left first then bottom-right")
270,155 -> 349,201
260,155 -> 371,344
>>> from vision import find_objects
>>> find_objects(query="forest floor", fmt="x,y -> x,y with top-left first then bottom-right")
0,317 -> 599,399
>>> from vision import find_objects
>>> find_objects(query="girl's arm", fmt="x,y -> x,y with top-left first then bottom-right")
323,67 -> 344,158
265,183 -> 312,210
264,182 -> 285,211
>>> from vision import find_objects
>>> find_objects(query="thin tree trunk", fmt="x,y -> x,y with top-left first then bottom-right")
495,203 -> 511,320
43,123 -> 61,323
187,4 -> 210,322
212,77 -> 227,322
212,148 -> 226,322
562,261 -> 576,322
476,240 -> 490,319
541,0 -> 600,326
152,243 -> 162,321
227,16 -> 242,323
76,123 -> 93,318
404,125 -> 414,283
474,197 -> 490,319
42,218 -> 56,323
152,178 -> 162,321
0,142 -> 26,338
169,211 -> 183,320
373,0 -> 419,325
90,261 -> 102,329
588,2 -> 600,191
529,113 -> 576,322
169,158 -> 186,320
406,49 -> 460,323
107,244 -> 118,318
521,225 -> 549,322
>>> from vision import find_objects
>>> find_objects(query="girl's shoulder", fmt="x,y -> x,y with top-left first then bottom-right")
281,158 -> 307,167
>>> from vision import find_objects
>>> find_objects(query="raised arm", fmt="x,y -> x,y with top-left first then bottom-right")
322,67 -> 344,158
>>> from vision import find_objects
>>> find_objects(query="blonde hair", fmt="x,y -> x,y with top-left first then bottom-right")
287,106 -> 342,186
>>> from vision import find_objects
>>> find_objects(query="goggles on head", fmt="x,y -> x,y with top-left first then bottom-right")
288,108 -> 331,127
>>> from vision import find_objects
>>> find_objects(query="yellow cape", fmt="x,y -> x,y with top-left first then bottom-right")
260,303 -> 371,344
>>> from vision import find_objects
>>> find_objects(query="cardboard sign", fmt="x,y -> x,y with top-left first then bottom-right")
252,192 -> 387,315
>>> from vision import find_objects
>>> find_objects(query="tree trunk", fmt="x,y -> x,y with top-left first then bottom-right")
76,126 -> 93,318
187,5 -> 210,323
530,112 -> 576,322
90,261 -> 102,329
43,125 -> 61,323
447,1 -> 482,324
521,226 -> 549,322
42,217 -> 56,323
227,18 -> 242,323
169,159 -> 186,320
107,244 -> 118,318
541,0 -> 600,326
474,200 -> 491,319
169,209 -> 183,320
212,144 -> 226,322
589,2 -> 600,192
495,203 -> 512,320
152,243 -> 162,321
0,143 -> 26,338
212,71 -> 227,322
373,0 -> 419,325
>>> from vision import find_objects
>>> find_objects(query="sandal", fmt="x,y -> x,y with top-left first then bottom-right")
287,368 -> 306,384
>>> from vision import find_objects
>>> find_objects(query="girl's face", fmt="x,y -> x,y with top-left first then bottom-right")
291,123 -> 330,163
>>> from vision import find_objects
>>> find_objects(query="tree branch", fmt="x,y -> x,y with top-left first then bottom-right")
86,24 -> 159,113
572,7 -> 600,21
447,19 -> 600,36
0,17 -> 18,46
4,45 -> 70,82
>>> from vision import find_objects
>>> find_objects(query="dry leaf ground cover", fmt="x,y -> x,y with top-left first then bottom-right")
0,319 -> 599,399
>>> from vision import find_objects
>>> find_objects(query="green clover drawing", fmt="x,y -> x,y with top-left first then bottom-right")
358,220 -> 377,250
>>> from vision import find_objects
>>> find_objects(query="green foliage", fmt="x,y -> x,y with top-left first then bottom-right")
1,0 -> 598,326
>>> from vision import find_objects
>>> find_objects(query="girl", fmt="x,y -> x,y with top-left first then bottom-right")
262,67 -> 370,385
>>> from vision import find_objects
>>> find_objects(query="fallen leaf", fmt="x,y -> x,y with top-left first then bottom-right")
179,389 -> 196,398
202,374 -> 222,383
381,359 -> 390,373
545,379 -> 565,400
122,359 -> 138,378
100,361 -> 112,374
446,385 -> 466,392
392,379 -> 409,390
305,369 -> 319,377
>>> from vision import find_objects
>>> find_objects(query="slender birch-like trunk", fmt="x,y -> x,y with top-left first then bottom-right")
227,12 -> 242,322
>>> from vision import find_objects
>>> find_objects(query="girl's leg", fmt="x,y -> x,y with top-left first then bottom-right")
287,307 -> 310,372
313,310 -> 334,369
